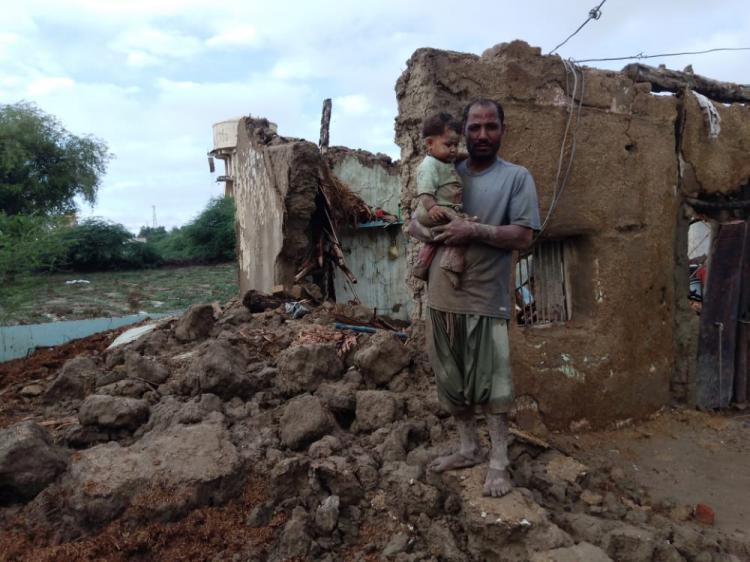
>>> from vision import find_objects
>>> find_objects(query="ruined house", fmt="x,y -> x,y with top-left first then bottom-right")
210,41 -> 750,430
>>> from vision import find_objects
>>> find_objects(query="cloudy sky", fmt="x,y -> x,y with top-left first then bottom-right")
1,0 -> 748,231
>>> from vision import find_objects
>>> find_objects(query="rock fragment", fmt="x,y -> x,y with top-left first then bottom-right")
276,343 -> 343,395
0,422 -> 68,504
43,356 -> 99,402
355,390 -> 401,432
353,331 -> 411,386
315,495 -> 340,534
279,394 -> 334,450
78,395 -> 150,430
174,303 -> 215,342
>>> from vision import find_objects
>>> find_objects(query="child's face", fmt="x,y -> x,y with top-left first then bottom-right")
427,129 -> 459,162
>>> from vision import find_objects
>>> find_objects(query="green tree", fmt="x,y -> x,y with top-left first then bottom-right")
0,213 -> 70,281
0,102 -> 112,216
181,196 -> 236,262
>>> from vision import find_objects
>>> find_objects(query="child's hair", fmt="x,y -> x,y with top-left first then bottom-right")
421,112 -> 462,139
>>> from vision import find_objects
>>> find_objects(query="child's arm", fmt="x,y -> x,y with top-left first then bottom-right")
418,194 -> 451,225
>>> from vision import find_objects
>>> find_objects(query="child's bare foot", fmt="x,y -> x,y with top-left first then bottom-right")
482,467 -> 512,497
428,448 -> 485,473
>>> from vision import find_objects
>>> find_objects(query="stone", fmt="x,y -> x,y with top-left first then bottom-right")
186,340 -> 254,399
602,526 -> 656,562
57,419 -> 242,526
694,503 -> 715,526
274,506 -> 311,561
177,394 -> 224,424
0,422 -> 68,504
60,423 -> 114,449
123,352 -> 170,385
425,520 -> 463,561
355,390 -> 401,432
276,343 -> 343,395
78,395 -> 150,430
580,490 -> 604,506
314,379 -> 357,414
174,303 -> 215,342
269,457 -> 310,501
382,532 -> 410,557
531,542 -> 613,562
314,495 -> 340,534
95,369 -> 128,388
279,394 -> 334,450
43,356 -> 99,403
97,378 -> 149,398
312,457 -> 364,504
19,383 -> 44,397
352,331 -> 411,386
308,435 -> 342,459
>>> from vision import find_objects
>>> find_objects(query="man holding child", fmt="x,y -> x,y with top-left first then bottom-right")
411,99 -> 540,497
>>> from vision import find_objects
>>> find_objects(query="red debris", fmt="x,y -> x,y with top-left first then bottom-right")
694,503 -> 716,526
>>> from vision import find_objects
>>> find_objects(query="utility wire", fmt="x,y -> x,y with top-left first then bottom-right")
574,46 -> 750,63
549,0 -> 607,55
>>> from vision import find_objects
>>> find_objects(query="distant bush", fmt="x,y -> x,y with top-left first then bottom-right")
62,218 -> 161,271
151,197 -> 235,263
181,196 -> 236,262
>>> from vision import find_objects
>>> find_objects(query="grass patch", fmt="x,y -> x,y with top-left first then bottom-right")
0,263 -> 238,326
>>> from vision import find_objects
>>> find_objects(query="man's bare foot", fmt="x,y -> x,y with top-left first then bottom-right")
428,448 -> 485,473
482,467 -> 512,497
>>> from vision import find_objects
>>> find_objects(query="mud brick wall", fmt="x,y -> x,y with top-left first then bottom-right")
395,41 -> 682,429
233,118 -> 319,295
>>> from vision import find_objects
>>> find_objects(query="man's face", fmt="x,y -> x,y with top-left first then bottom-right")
464,104 -> 504,162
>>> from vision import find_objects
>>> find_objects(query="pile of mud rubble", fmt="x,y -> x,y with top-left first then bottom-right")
0,296 -> 748,562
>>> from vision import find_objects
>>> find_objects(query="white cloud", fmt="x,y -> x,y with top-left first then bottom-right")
336,94 -> 371,116
26,76 -> 75,96
110,26 -> 204,66
205,24 -> 259,48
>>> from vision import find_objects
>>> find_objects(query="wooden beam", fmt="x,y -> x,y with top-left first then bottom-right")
319,98 -> 332,151
623,63 -> 750,104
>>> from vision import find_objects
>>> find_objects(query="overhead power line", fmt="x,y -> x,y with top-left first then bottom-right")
549,0 -> 607,55
574,46 -> 750,63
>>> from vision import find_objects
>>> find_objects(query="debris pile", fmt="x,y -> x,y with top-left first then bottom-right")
0,297 -> 748,562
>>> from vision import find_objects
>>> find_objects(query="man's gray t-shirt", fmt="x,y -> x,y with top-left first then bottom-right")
427,158 -> 540,319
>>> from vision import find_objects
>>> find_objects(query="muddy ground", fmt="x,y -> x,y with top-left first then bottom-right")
0,298 -> 748,562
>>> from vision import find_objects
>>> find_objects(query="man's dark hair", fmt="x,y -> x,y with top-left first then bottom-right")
421,112 -> 462,138
462,99 -> 505,125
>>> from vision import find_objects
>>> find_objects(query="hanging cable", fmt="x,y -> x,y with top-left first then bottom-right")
548,0 -> 607,55
574,46 -> 750,63
536,57 -> 585,240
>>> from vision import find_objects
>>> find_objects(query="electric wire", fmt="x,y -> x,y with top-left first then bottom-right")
548,0 -> 607,55
574,46 -> 750,63
535,57 -> 585,241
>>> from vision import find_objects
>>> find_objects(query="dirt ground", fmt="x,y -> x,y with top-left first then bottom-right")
553,409 -> 750,538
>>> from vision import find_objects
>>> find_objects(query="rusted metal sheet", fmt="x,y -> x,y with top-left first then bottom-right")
695,221 -> 747,409
734,222 -> 750,405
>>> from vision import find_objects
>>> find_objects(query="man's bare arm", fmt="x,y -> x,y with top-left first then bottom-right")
432,219 -> 533,251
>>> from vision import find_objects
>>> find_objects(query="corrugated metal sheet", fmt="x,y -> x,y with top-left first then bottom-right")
333,226 -> 411,321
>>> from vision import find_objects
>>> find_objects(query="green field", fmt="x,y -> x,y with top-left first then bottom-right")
0,263 -> 239,326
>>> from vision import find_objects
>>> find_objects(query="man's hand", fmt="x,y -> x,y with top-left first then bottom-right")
427,205 -> 451,223
433,219 -> 534,250
432,218 -> 478,246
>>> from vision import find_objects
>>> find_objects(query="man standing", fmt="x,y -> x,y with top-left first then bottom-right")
424,99 -> 540,497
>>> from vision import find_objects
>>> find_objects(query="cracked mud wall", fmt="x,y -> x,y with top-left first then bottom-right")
233,118 -> 318,295
679,93 -> 750,195
396,41 -> 681,428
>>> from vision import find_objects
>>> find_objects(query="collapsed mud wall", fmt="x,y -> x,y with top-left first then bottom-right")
233,118 -> 318,295
396,41 -> 681,428
327,149 -> 411,320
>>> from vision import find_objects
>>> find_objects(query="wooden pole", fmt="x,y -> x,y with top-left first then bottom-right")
319,98 -> 332,152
